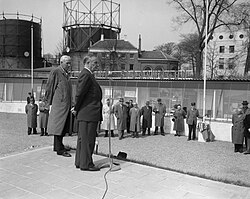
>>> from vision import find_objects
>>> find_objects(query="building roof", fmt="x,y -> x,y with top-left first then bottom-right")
89,39 -> 138,52
139,50 -> 178,61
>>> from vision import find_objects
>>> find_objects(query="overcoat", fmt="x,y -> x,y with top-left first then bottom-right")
38,101 -> 50,128
244,114 -> 250,138
186,108 -> 199,125
153,103 -> 166,127
114,103 -> 128,130
129,107 -> 141,132
141,105 -> 152,128
232,113 -> 245,144
173,109 -> 186,132
25,103 -> 38,128
101,104 -> 115,130
45,67 -> 72,136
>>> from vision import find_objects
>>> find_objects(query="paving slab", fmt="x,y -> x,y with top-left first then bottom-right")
0,147 -> 250,199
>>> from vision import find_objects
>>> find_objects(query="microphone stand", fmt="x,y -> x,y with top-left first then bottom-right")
99,72 -> 121,171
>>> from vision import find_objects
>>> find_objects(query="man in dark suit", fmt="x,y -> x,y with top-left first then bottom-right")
72,54 -> 102,171
186,102 -> 200,141
141,100 -> 152,136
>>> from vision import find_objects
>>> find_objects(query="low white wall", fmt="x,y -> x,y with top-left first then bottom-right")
0,102 -> 26,114
159,117 -> 232,142
0,102 -> 233,142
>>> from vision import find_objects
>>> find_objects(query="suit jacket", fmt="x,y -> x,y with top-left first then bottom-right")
75,68 -> 103,122
244,114 -> 250,138
186,108 -> 199,125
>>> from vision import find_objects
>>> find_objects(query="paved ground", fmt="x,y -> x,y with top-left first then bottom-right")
0,147 -> 250,199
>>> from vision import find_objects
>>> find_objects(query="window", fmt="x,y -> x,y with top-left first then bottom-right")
101,53 -> 106,58
239,34 -> 244,39
130,53 -> 134,59
219,35 -> 223,39
229,46 -> 235,53
229,34 -> 234,39
219,46 -> 225,53
121,64 -> 126,70
129,64 -> 134,70
120,53 -> 126,59
218,58 -> 224,69
228,58 -> 235,69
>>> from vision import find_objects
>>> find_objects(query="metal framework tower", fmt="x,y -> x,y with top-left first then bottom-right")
63,0 -> 121,53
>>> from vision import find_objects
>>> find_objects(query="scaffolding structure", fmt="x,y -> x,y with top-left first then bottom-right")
62,0 -> 121,53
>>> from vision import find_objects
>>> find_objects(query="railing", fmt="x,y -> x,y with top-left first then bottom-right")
0,69 -> 194,79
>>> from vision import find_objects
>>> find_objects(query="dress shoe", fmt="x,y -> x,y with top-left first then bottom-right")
174,134 -> 178,136
243,150 -> 250,155
81,166 -> 100,171
57,151 -> 71,157
161,133 -> 165,136
187,139 -> 191,141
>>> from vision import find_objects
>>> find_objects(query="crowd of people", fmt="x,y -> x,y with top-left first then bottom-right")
231,100 -> 250,155
24,53 -> 250,173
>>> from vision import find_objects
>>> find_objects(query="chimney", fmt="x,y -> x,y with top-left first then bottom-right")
101,34 -> 104,41
138,34 -> 142,56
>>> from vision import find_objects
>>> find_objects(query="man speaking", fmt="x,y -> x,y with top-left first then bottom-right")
72,54 -> 102,171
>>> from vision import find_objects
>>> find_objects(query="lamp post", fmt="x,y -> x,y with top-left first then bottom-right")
31,23 -> 34,96
203,0 -> 209,122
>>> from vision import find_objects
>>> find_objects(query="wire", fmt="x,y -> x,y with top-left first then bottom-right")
101,166 -> 111,199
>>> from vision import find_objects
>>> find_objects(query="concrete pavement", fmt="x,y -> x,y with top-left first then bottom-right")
0,147 -> 250,199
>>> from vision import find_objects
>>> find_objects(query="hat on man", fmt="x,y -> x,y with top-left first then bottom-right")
191,102 -> 196,106
119,98 -> 124,102
242,101 -> 249,105
157,98 -> 162,102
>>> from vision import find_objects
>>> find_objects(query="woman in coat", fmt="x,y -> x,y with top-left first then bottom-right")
173,104 -> 186,136
102,98 -> 115,137
25,97 -> 38,135
38,97 -> 50,136
232,108 -> 245,153
130,103 -> 141,138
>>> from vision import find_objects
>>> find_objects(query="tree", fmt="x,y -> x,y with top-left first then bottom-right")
154,42 -> 184,65
169,0 -> 243,77
178,33 -> 200,76
230,2 -> 250,75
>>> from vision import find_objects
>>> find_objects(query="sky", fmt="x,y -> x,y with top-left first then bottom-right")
1,0 -> 193,54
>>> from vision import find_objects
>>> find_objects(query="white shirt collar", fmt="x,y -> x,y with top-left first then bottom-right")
84,67 -> 92,74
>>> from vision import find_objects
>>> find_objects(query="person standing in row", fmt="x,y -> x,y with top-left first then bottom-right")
25,96 -> 38,135
186,102 -> 199,141
130,102 -> 141,138
231,107 -> 245,153
102,98 -> 115,137
45,55 -> 72,157
126,99 -> 133,134
243,101 -> 250,154
114,98 -> 128,140
173,104 -> 186,136
153,98 -> 166,136
38,97 -> 50,136
242,101 -> 250,150
73,54 -> 102,171
141,100 -> 152,136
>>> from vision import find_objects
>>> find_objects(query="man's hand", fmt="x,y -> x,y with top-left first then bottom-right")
71,107 -> 76,116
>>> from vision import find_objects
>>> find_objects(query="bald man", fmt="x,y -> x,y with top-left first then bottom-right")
45,55 -> 72,157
